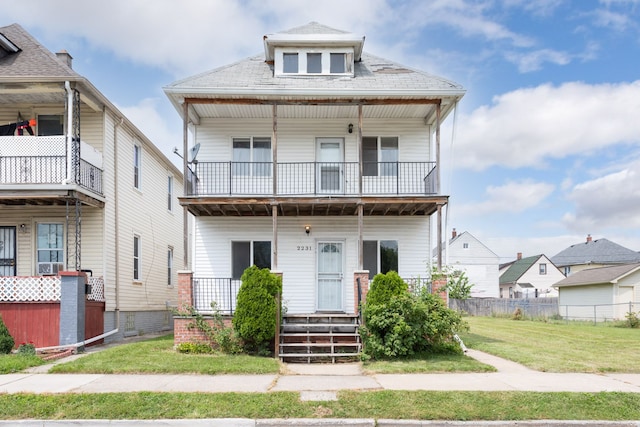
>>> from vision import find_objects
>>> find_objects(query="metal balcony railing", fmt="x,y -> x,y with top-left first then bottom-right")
187,161 -> 438,197
0,135 -> 103,196
192,277 -> 242,315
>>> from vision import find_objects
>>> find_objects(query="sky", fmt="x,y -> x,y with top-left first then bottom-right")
3,0 -> 640,263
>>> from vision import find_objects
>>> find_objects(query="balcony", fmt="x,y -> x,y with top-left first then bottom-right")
188,161 -> 437,197
0,135 -> 103,196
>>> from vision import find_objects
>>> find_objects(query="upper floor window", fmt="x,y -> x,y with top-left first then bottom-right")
133,145 -> 141,189
463,243 -> 469,249
133,235 -> 141,281
539,263 -> 547,275
167,175 -> 173,211
277,48 -> 353,76
232,137 -> 272,176
37,115 -> 64,136
363,136 -> 399,176
564,266 -> 571,276
167,246 -> 174,286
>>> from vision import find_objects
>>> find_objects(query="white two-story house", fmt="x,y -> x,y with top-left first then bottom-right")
164,22 -> 464,316
0,23 -> 184,345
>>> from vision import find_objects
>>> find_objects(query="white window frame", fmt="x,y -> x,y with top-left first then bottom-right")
232,137 -> 272,177
167,246 -> 174,286
275,47 -> 354,76
539,263 -> 547,275
133,234 -> 141,282
363,136 -> 399,177
167,175 -> 173,212
36,222 -> 65,270
231,240 -> 272,280
363,240 -> 398,279
133,144 -> 142,190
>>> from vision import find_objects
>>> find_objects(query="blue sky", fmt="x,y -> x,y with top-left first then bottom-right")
3,0 -> 640,262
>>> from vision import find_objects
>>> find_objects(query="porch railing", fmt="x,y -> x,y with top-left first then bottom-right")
0,275 -> 105,302
188,161 -> 437,196
192,277 -> 241,315
0,135 -> 103,196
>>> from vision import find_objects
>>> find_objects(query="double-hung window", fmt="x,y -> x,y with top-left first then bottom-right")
167,246 -> 174,286
133,235 -> 141,281
37,223 -> 64,264
133,145 -> 141,189
363,137 -> 398,176
363,240 -> 398,279
231,241 -> 271,280
232,137 -> 272,176
167,176 -> 173,211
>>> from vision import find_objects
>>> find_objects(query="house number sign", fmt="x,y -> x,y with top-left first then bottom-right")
296,245 -> 312,251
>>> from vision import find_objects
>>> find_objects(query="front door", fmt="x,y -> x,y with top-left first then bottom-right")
316,138 -> 343,193
317,241 -> 344,311
0,226 -> 16,276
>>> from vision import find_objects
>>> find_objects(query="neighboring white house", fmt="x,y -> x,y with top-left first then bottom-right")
499,254 -> 564,298
0,23 -> 184,342
554,263 -> 640,321
442,229 -> 500,298
551,235 -> 640,276
164,22 -> 465,315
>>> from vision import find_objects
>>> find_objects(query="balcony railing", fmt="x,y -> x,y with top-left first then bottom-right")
192,277 -> 241,315
0,135 -> 103,196
188,161 -> 438,197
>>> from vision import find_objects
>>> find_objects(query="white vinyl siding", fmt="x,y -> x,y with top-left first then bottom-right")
559,285 -> 615,321
194,216 -> 428,314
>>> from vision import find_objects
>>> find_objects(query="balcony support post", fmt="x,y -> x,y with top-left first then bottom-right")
272,104 -> 278,196
182,101 -> 189,268
357,104 -> 363,196
272,204 -> 278,270
437,203 -> 443,272
357,203 -> 363,270
435,101 -> 441,194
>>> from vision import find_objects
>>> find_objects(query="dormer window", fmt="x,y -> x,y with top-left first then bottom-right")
275,48 -> 354,76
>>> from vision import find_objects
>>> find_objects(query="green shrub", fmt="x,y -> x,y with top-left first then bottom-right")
0,314 -> 14,354
512,307 -> 524,320
232,266 -> 282,354
361,287 -> 468,359
366,271 -> 408,307
176,341 -> 213,354
624,311 -> 639,328
17,342 -> 36,356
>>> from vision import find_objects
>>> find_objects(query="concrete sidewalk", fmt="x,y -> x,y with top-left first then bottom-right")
2,349 -> 640,395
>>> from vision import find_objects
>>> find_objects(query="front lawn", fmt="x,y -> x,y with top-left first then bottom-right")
49,334 -> 279,375
362,352 -> 495,374
460,316 -> 640,372
0,354 -> 45,374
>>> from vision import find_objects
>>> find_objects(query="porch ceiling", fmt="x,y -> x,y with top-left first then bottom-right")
179,196 -> 448,217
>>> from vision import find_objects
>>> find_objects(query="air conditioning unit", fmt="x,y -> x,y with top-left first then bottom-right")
38,262 -> 64,276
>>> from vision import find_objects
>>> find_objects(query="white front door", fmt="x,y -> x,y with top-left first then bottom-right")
317,241 -> 344,311
316,138 -> 343,193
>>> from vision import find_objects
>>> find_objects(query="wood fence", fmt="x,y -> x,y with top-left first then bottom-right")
450,297 -> 559,318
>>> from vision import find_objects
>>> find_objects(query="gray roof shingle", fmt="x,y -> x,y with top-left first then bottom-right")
554,263 -> 640,287
551,238 -> 640,267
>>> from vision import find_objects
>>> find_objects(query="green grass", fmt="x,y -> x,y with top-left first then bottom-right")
460,316 -> 640,373
362,352 -> 496,374
0,391 -> 638,420
49,334 -> 279,375
0,354 -> 45,374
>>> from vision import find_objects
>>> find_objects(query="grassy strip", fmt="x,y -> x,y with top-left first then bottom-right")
362,352 -> 496,374
460,317 -> 640,373
0,391 -> 638,420
0,354 -> 45,374
50,335 -> 279,375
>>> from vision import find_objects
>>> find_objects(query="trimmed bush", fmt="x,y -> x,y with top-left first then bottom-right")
365,271 -> 408,307
0,314 -> 14,354
232,266 -> 282,354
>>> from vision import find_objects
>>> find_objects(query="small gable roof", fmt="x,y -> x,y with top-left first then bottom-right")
499,255 -> 542,285
554,263 -> 640,288
551,238 -> 640,267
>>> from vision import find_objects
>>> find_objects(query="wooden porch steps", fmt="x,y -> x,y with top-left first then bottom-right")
279,313 -> 361,363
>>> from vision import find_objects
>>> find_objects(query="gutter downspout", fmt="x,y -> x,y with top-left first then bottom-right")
64,81 -> 74,183
113,116 -> 124,334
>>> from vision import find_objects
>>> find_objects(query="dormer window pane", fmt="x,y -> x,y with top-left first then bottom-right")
330,53 -> 346,73
283,53 -> 298,73
307,53 -> 321,73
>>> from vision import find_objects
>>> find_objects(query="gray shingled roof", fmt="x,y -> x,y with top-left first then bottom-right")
551,238 -> 640,267
0,23 -> 78,78
164,23 -> 464,96
554,263 -> 640,287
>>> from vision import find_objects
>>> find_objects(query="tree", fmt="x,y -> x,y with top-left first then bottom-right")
431,266 -> 474,300
0,314 -> 14,354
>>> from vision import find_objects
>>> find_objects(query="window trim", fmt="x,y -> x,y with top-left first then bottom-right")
275,47 -> 354,76
539,263 -> 547,275
167,175 -> 173,212
363,136 -> 399,177
167,246 -> 174,286
133,144 -> 142,190
36,222 -> 65,271
133,234 -> 141,282
232,137 -> 272,177
231,240 -> 272,280
363,239 -> 399,279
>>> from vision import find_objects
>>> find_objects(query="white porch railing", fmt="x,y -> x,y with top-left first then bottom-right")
0,275 -> 105,302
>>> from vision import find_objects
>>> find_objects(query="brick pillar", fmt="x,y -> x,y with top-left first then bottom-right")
432,277 -> 448,305
177,270 -> 193,309
59,271 -> 87,350
354,271 -> 369,315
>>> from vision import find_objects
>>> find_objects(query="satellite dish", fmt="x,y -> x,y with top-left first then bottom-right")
187,143 -> 200,163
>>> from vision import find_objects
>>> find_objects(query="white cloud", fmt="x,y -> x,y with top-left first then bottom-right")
456,179 -> 555,216
455,81 -> 640,170
562,164 -> 640,230
505,48 -> 571,72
